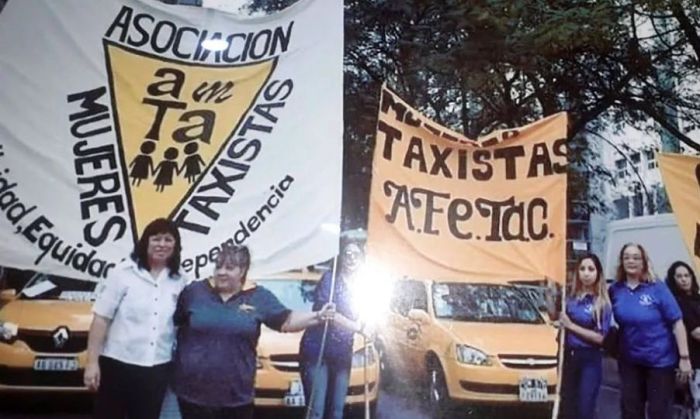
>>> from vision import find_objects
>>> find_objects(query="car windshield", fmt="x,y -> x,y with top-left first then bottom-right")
432,283 -> 544,324
257,278 -> 317,312
16,270 -> 97,301
513,285 -> 548,313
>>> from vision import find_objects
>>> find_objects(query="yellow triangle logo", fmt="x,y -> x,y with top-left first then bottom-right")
104,41 -> 275,237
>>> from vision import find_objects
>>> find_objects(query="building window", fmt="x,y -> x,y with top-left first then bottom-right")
644,149 -> 657,169
615,159 -> 627,179
630,152 -> 641,174
655,186 -> 671,213
633,192 -> 644,216
614,197 -> 629,218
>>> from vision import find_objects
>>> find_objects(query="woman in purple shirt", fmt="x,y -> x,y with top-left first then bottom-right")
299,242 -> 368,419
610,243 -> 692,419
549,253 -> 611,419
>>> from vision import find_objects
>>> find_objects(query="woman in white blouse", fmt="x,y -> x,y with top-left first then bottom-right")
85,218 -> 186,419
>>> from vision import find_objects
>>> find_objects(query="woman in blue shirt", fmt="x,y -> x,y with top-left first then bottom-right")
172,245 -> 334,419
299,241 -> 368,419
549,253 -> 611,419
610,243 -> 692,419
666,261 -> 700,419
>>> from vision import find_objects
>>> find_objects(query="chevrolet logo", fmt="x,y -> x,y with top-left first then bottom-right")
52,326 -> 70,349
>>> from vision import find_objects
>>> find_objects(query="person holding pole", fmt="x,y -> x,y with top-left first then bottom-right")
547,253 -> 611,419
299,241 -> 370,419
171,245 -> 335,419
610,243 -> 692,419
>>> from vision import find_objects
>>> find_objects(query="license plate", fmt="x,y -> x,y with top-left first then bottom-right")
519,377 -> 548,402
33,357 -> 79,371
283,379 -> 305,407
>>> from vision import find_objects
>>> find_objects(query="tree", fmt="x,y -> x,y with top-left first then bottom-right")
249,0 -> 700,227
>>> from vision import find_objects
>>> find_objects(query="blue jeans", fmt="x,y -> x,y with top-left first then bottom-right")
300,359 -> 350,419
560,347 -> 603,419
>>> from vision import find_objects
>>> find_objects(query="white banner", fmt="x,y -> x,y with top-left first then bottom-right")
0,0 -> 342,281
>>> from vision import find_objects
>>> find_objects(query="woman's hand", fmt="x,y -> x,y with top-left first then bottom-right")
559,312 -> 573,329
84,361 -> 100,391
543,278 -> 560,320
678,358 -> 693,384
317,302 -> 336,322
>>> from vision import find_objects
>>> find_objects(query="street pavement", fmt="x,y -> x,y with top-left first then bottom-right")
0,360 -> 651,419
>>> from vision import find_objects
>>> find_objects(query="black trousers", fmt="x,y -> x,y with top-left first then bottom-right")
618,359 -> 676,419
94,356 -> 171,419
177,398 -> 254,419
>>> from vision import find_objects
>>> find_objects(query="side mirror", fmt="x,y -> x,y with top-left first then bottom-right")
407,308 -> 430,325
0,289 -> 17,301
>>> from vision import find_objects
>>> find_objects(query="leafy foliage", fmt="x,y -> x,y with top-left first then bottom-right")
250,0 -> 700,227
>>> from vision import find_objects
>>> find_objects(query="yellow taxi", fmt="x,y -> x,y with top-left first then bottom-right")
253,270 -> 380,414
377,277 -> 558,417
0,267 -> 380,414
0,268 -> 94,392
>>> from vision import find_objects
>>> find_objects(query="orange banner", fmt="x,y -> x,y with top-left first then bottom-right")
658,153 -> 700,274
367,86 -> 568,283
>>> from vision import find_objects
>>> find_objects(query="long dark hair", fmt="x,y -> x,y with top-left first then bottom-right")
666,260 -> 698,297
131,218 -> 182,275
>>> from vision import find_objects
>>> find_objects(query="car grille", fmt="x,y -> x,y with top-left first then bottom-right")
17,329 -> 88,354
497,354 -> 557,370
460,380 -> 556,395
0,366 -> 84,387
269,354 -> 300,373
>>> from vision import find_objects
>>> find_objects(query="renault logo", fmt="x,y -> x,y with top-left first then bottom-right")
52,326 -> 70,349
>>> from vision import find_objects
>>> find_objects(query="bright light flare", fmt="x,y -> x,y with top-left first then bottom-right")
201,39 -> 229,51
349,262 -> 396,328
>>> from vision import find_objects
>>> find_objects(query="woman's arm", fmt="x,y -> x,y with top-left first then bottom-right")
280,303 -> 334,333
84,314 -> 111,391
560,313 -> 605,345
690,327 -> 700,341
673,320 -> 692,380
332,313 -> 368,336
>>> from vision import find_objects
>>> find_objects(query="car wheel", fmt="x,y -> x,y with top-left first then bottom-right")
428,360 -> 452,418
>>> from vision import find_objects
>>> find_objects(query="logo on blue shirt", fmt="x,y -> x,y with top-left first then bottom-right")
639,294 -> 654,306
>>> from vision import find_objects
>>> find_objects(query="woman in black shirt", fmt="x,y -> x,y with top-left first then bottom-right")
666,260 -> 700,419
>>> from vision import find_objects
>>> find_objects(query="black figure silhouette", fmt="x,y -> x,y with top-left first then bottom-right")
153,147 -> 180,192
182,142 -> 206,184
129,141 -> 156,186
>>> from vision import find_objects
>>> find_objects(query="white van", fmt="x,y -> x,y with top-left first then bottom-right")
603,213 -> 693,279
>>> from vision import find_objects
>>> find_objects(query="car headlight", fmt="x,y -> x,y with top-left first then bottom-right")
455,344 -> 491,366
351,346 -> 376,368
0,321 -> 18,343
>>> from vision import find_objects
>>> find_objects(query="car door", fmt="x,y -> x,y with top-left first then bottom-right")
396,280 -> 430,377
